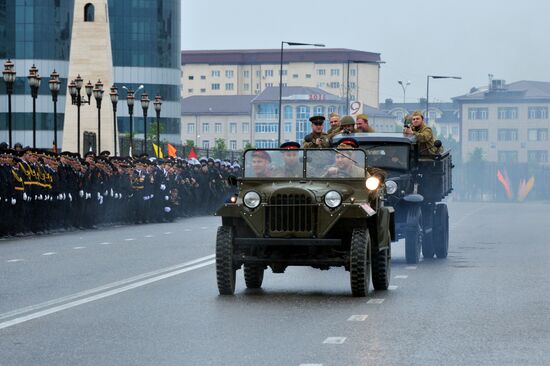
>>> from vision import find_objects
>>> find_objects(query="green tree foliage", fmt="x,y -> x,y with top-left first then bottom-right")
185,139 -> 195,148
213,138 -> 227,159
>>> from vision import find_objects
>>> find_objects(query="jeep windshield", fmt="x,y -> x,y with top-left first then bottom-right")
243,149 -> 366,179
361,144 -> 409,170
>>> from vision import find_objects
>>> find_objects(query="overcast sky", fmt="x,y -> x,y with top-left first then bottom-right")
181,0 -> 549,105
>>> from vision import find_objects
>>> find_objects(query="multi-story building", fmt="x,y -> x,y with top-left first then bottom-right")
454,80 -> 550,164
181,48 -> 381,108
0,0 -> 181,151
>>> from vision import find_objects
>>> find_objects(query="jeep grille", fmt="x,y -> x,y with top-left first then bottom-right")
267,194 -> 316,235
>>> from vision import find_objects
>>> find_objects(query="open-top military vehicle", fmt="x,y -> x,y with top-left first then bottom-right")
215,147 -> 395,297
332,133 -> 452,264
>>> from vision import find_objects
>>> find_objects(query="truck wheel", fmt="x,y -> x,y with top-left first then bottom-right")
405,206 -> 422,264
350,228 -> 371,297
372,230 -> 391,290
434,204 -> 449,258
216,226 -> 236,295
244,264 -> 264,289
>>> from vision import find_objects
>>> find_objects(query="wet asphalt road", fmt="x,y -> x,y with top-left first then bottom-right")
1,202 -> 549,366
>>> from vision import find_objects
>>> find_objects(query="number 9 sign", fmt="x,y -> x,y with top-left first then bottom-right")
350,101 -> 361,116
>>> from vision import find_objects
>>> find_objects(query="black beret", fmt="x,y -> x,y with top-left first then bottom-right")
309,115 -> 326,123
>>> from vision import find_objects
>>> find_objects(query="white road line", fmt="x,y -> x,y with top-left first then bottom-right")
450,205 -> 487,229
405,266 -> 417,270
164,232 -> 172,235
73,246 -> 86,250
395,275 -> 408,279
183,229 -> 191,232
99,242 -> 111,245
124,238 -> 135,241
6,259 -> 23,263
388,285 -> 398,290
323,337 -> 346,344
0,254 -> 215,323
300,364 -> 323,366
200,226 -> 208,229
348,315 -> 368,321
42,252 -> 57,256
0,258 -> 215,330
144,235 -> 153,238
367,298 -> 385,304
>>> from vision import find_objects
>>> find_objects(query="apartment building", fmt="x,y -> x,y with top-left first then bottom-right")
454,80 -> 550,164
181,48 -> 381,108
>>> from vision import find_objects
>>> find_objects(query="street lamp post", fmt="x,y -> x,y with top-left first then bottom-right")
426,75 -> 461,124
126,88 -> 135,155
68,75 -> 92,154
140,92 -> 150,155
48,70 -> 60,152
110,85 -> 119,156
3,60 -> 16,148
278,41 -> 325,146
397,80 -> 411,103
27,65 -> 41,148
93,79 -> 104,153
154,95 -> 162,155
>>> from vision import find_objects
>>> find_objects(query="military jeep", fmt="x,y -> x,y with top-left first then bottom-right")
215,148 -> 395,297
332,133 -> 452,264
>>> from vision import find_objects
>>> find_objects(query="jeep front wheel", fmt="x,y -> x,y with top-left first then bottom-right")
216,226 -> 236,295
244,264 -> 264,289
350,228 -> 371,297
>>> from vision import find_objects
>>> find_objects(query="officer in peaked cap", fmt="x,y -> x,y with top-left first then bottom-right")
274,141 -> 302,177
303,115 -> 330,149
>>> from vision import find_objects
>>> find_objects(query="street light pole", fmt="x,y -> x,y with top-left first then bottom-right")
110,85 -> 119,156
398,80 -> 410,103
278,41 -> 325,146
27,65 -> 41,148
48,70 -> 60,152
154,95 -> 162,155
141,92 -> 150,155
126,88 -> 135,155
93,79 -> 104,153
426,75 -> 461,124
68,75 -> 92,154
3,60 -> 16,148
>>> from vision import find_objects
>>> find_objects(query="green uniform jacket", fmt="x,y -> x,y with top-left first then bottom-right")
302,132 -> 330,149
413,123 -> 443,155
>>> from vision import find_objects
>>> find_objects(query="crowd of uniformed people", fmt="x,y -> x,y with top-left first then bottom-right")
0,145 -> 238,236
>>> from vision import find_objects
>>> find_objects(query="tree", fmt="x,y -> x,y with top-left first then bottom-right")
147,122 -> 165,144
468,147 -> 485,164
243,142 -> 253,150
212,138 -> 227,159
185,139 -> 195,148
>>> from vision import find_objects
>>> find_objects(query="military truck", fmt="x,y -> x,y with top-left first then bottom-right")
332,133 -> 452,264
215,148 -> 395,297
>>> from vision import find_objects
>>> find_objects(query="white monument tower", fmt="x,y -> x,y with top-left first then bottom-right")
63,0 -> 114,155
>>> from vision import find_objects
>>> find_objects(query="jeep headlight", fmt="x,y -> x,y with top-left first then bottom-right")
385,180 -> 398,194
243,191 -> 261,209
366,176 -> 380,191
324,190 -> 342,209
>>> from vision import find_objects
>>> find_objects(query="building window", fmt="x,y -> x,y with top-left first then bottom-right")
468,129 -> 488,141
256,103 -> 278,119
255,123 -> 278,133
200,75 -> 206,80
279,70 -> 287,76
188,76 -> 194,80
292,74 -> 299,79
203,123 -> 209,133
468,107 -> 489,120
497,129 -> 518,141
84,3 -> 94,22
284,105 -> 293,120
528,150 -> 548,163
331,69 -> 340,76
229,123 -> 237,134
256,70 -> 261,77
328,105 -> 337,114
264,70 -> 274,77
329,82 -> 340,89
187,123 -> 195,134
284,122 -> 292,133
225,70 -> 234,78
187,88 -> 193,93
317,69 -> 326,76
296,105 -> 311,141
498,151 -> 518,163
452,127 -> 459,136
265,82 -> 273,87
528,106 -> 548,119
211,70 -> 220,77
305,74 -> 312,79
203,140 -> 210,149
350,82 -> 356,89
244,83 -> 250,91
314,105 -> 324,116
225,83 -> 234,91
211,83 -> 220,90
200,88 -> 206,93
528,128 -> 548,141
215,123 -> 222,133
242,123 -> 249,133
350,68 -> 356,77
243,70 -> 250,78
255,140 -> 278,148
498,107 -> 518,120
229,140 -> 237,150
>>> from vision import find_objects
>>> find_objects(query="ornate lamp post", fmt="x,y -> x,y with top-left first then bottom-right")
93,79 -> 104,153
126,88 -> 135,155
153,95 -> 162,154
140,92 -> 150,155
110,85 -> 119,156
48,70 -> 61,152
3,60 -> 16,148
68,74 -> 92,154
27,65 -> 41,148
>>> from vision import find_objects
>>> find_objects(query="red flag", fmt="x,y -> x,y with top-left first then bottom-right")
187,147 -> 198,159
497,169 -> 513,200
167,143 -> 177,158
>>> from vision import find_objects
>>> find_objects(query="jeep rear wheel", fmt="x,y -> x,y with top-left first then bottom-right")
350,228 -> 371,297
372,230 -> 391,290
216,226 -> 236,295
244,264 -> 264,289
434,203 -> 449,258
405,206 -> 423,264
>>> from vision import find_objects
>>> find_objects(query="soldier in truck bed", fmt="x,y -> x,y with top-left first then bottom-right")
403,111 -> 443,155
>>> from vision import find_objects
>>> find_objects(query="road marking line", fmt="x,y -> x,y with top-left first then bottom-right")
164,232 -> 172,235
200,226 -> 208,229
323,337 -> 346,344
183,229 -> 191,232
300,364 -> 323,366
0,254 -> 215,323
144,235 -> 153,238
6,259 -> 23,263
367,298 -> 384,304
42,252 -> 57,256
395,275 -> 408,279
450,205 -> 487,229
73,246 -> 86,250
124,238 -> 135,241
388,285 -> 398,290
348,315 -> 368,321
0,258 -> 215,330
99,242 -> 111,245
405,266 -> 417,270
